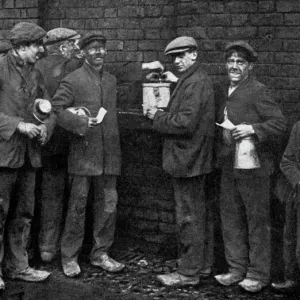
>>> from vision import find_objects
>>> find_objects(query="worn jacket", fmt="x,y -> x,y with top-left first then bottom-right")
0,51 -> 49,168
216,77 -> 287,177
52,61 -> 121,176
281,122 -> 300,188
35,55 -> 82,156
152,61 -> 215,177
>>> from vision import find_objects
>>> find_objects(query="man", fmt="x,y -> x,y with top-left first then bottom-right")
146,36 -> 215,287
271,123 -> 300,294
35,28 -> 82,263
0,40 -> 12,57
0,22 -> 52,289
51,32 -> 125,277
214,41 -> 286,292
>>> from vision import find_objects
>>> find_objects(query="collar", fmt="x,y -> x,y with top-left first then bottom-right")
84,59 -> 103,75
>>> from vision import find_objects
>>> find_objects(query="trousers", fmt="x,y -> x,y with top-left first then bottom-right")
61,174 -> 118,264
0,165 -> 36,274
220,170 -> 271,284
173,174 -> 214,277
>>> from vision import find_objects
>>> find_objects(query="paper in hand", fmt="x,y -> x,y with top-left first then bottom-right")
216,119 -> 236,130
96,107 -> 107,124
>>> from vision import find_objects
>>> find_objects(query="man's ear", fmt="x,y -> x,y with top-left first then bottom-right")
59,44 -> 67,55
249,63 -> 253,70
192,50 -> 197,61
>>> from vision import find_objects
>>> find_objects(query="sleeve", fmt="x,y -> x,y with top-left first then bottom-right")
51,78 -> 89,136
152,78 -> 211,136
252,87 -> 287,141
280,123 -> 300,188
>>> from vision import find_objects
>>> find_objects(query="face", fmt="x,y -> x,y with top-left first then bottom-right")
172,50 -> 197,73
226,52 -> 253,85
61,39 -> 81,59
22,41 -> 45,64
84,40 -> 107,68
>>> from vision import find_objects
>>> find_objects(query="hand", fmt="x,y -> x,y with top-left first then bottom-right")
231,124 -> 255,140
17,122 -> 41,139
37,124 -> 47,145
88,117 -> 98,128
162,71 -> 178,83
146,106 -> 158,120
142,61 -> 164,72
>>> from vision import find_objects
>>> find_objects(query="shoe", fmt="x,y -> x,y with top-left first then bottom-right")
41,251 -> 55,263
239,278 -> 265,293
0,277 -> 5,290
157,272 -> 199,287
9,267 -> 50,282
215,272 -> 244,286
271,280 -> 299,294
62,261 -> 81,278
91,253 -> 125,273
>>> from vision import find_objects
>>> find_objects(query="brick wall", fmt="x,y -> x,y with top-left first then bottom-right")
1,0 -> 300,252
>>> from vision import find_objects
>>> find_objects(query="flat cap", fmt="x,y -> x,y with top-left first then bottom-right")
44,28 -> 80,45
79,32 -> 106,49
164,36 -> 198,55
0,40 -> 12,53
225,40 -> 258,62
9,22 -> 46,45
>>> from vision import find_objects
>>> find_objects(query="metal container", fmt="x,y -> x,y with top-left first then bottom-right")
234,136 -> 261,169
142,82 -> 171,115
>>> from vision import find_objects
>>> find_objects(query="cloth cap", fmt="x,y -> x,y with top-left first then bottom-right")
225,40 -> 258,62
33,99 -> 52,124
44,28 -> 80,45
9,22 -> 46,45
79,32 -> 106,49
164,36 -> 198,55
0,40 -> 12,53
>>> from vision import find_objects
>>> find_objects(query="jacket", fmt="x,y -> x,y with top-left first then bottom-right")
0,51 -> 49,168
216,76 -> 287,177
52,61 -> 121,176
152,61 -> 215,177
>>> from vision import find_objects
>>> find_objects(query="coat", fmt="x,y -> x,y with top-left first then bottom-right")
152,61 -> 215,178
216,76 -> 287,177
35,55 -> 82,156
0,51 -> 49,168
52,61 -> 121,176
281,121 -> 300,188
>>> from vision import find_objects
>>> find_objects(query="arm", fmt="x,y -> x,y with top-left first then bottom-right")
280,123 -> 300,188
152,78 -> 212,136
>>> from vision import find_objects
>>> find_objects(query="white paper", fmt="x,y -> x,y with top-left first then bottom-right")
216,119 -> 236,130
96,107 -> 107,124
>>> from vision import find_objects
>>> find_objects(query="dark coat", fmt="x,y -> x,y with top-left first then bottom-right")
35,55 -> 82,156
0,51 -> 49,168
152,61 -> 215,177
281,121 -> 300,188
216,77 -> 287,177
52,62 -> 121,176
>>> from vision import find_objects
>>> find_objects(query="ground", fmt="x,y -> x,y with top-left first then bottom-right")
1,232 -> 297,300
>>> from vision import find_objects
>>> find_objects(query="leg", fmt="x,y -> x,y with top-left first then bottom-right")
0,168 -> 17,277
6,166 -> 36,273
238,176 -> 271,285
61,175 -> 90,264
219,170 -> 248,277
39,156 -> 67,260
174,175 -> 208,277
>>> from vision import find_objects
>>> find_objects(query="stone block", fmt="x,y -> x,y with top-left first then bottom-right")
106,40 -> 124,51
206,14 -> 231,26
275,52 -> 300,64
177,26 -> 207,39
251,39 -> 283,51
225,26 -> 257,39
162,5 -> 175,16
250,13 -> 283,26
159,222 -> 176,234
15,0 -> 38,7
24,8 -> 39,18
145,30 -> 161,39
138,40 -> 164,51
117,29 -> 144,40
145,6 -> 161,17
277,1 -> 300,12
207,27 -> 225,39
78,8 -> 104,18
210,1 -> 224,13
143,51 -> 158,62
177,2 -> 209,14
105,8 -> 117,18
123,18 -> 140,29
258,0 -> 275,12
60,0 -> 83,7
141,17 -> 170,29
116,51 -> 143,62
46,8 -> 65,19
276,27 -> 300,39
98,18 -> 124,29
231,14 -> 248,26
226,1 -> 257,13
3,0 -> 14,8
285,13 -> 300,25
118,6 -> 144,18
65,8 -> 78,19
124,40 -> 138,51
281,64 -> 300,77
0,9 -> 20,19
85,19 -> 98,30
61,19 -> 85,29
